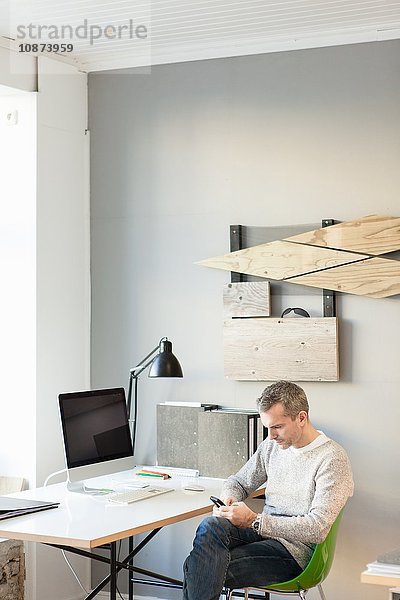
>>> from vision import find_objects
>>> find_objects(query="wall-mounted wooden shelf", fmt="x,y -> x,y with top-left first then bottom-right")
223,317 -> 339,382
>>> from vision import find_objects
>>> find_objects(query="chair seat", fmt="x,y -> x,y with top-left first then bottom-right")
227,509 -> 344,600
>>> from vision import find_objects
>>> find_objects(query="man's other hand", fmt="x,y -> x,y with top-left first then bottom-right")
213,501 -> 257,528
222,496 -> 238,506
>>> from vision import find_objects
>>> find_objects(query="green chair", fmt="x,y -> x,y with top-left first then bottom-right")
227,510 -> 344,600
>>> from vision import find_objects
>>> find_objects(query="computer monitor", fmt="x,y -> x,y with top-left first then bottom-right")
59,387 -> 135,492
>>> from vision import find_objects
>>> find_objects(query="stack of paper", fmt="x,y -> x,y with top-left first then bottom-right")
0,497 -> 59,521
366,561 -> 400,576
145,465 -> 200,478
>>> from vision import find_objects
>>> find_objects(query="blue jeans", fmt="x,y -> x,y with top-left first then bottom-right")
182,516 -> 302,600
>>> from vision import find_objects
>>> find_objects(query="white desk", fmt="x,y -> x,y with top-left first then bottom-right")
0,475 -> 225,599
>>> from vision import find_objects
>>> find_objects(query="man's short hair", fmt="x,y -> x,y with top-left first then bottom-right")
256,381 -> 309,419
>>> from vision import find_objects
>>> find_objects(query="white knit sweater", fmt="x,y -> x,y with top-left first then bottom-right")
221,433 -> 354,568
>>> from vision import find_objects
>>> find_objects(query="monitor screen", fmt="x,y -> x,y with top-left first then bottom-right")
59,387 -> 134,469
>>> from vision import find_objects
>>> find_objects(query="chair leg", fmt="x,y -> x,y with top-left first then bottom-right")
317,584 -> 327,600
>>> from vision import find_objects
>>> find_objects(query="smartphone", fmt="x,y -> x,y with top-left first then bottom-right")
210,495 -> 226,507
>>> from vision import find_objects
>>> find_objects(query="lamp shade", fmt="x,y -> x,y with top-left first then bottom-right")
148,339 -> 183,378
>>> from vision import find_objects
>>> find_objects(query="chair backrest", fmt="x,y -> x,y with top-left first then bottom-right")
0,476 -> 26,495
267,509 -> 344,593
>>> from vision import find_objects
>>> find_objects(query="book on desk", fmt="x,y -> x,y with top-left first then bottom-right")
365,549 -> 400,576
366,562 -> 400,576
0,496 -> 59,521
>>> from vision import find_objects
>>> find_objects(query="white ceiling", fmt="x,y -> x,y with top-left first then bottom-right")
1,0 -> 400,72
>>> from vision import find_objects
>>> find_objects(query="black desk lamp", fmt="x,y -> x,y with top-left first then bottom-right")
127,337 -> 183,454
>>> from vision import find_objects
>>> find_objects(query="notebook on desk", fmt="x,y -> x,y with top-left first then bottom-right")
0,497 -> 59,521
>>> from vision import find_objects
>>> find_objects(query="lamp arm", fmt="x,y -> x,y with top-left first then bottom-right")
126,337 -> 168,454
126,355 -> 156,448
129,337 -> 167,377
127,337 -> 176,452
127,375 -> 139,455
130,353 -> 157,378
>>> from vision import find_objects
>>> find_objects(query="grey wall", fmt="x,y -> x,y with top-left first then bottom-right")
89,40 -> 400,599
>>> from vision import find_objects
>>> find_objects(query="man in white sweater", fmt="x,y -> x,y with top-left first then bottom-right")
182,381 -> 354,600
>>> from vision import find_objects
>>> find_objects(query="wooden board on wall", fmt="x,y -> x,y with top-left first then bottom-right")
223,318 -> 339,381
223,281 -> 271,317
288,256 -> 400,298
285,214 -> 400,256
197,240 -> 368,281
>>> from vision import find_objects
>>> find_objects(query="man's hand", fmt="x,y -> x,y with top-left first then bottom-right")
213,501 -> 257,528
222,495 -> 239,506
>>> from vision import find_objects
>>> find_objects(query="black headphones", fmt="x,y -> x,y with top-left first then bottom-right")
280,307 -> 310,318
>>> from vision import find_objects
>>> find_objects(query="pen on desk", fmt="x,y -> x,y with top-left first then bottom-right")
137,472 -> 166,479
138,469 -> 171,479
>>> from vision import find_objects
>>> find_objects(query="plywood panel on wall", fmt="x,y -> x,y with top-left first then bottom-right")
223,282 -> 270,317
223,318 -> 339,382
285,214 -> 400,256
197,240 -> 367,280
288,257 -> 400,298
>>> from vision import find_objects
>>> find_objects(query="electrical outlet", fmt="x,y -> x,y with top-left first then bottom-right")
5,109 -> 18,125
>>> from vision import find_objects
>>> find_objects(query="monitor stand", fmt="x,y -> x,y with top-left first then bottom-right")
67,479 -> 87,494
66,479 -> 112,495
65,456 -> 136,494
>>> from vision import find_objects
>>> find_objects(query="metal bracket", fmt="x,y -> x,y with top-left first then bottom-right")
321,219 -> 337,317
230,225 -> 245,283
229,221 -> 338,318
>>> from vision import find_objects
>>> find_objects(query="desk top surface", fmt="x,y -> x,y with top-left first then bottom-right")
0,474 -> 225,548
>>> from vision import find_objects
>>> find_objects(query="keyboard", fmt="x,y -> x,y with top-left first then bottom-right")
107,487 -> 174,505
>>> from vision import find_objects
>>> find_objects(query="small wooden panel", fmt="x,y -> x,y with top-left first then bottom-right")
361,570 -> 400,587
285,214 -> 400,256
288,257 -> 400,298
197,240 -> 368,281
223,282 -> 270,317
223,318 -> 338,382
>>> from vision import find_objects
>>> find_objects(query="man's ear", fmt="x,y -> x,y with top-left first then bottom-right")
298,411 -> 308,426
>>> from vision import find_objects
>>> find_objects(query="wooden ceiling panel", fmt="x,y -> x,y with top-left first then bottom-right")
2,1 -> 400,71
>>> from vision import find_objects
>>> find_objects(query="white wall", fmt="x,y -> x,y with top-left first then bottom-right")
89,40 -> 400,600
36,56 -> 90,487
0,49 -> 91,600
0,90 -> 37,483
0,43 -> 37,92
34,56 -> 90,600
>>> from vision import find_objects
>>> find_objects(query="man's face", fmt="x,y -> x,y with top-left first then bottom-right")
260,402 -> 307,449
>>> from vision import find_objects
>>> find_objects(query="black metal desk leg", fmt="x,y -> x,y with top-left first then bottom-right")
128,536 -> 134,600
110,542 -> 117,600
